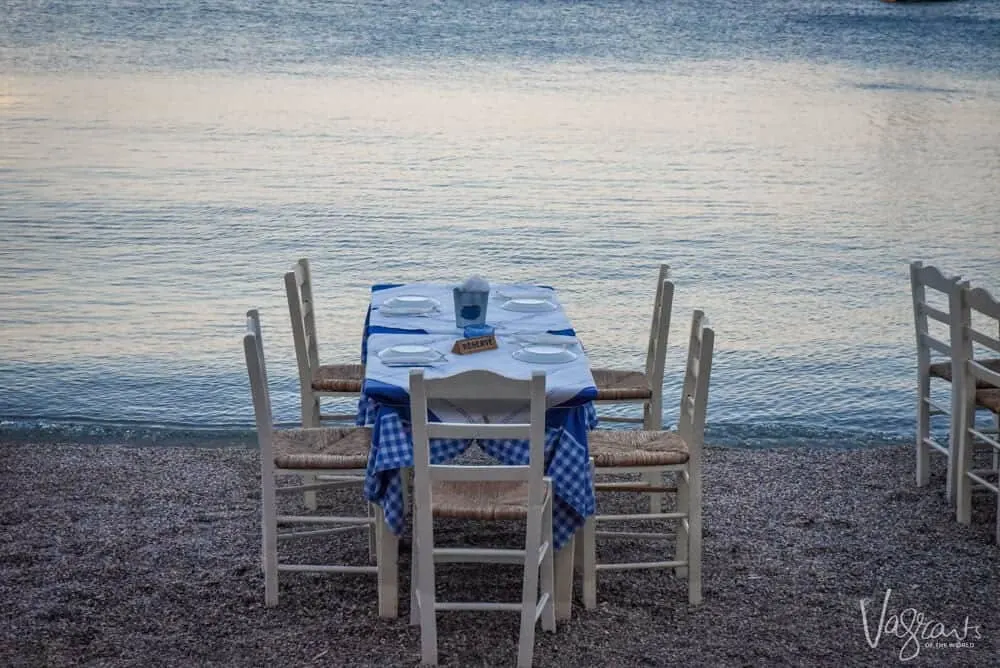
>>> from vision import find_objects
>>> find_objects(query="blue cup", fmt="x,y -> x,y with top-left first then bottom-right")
453,287 -> 489,328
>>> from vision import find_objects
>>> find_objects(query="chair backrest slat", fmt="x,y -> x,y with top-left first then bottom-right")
414,369 -> 545,402
427,423 -> 535,441
971,361 -> 1000,389
912,260 -> 965,293
969,330 -> 1000,356
920,333 -> 952,357
918,303 -> 950,325
960,286 -> 1000,388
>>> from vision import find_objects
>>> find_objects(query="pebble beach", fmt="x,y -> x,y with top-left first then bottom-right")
2,442 -> 997,667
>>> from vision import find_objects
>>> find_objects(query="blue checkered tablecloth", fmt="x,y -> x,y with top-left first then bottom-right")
357,396 -> 598,550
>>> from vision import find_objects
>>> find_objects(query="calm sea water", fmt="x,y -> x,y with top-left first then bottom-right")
2,0 -> 999,447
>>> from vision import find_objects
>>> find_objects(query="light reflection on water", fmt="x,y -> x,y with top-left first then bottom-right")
1,4 -> 999,447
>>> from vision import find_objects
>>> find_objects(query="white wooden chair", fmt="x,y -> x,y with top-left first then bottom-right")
285,258 -> 365,509
243,310 -> 398,617
591,264 -> 673,430
953,285 -> 1000,542
285,257 -> 364,427
576,310 -> 713,608
910,261 -> 971,499
408,369 -> 556,668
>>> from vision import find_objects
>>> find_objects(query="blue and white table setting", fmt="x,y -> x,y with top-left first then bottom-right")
356,280 -> 599,618
365,282 -> 579,340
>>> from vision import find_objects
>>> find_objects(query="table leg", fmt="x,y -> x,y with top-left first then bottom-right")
376,506 -> 399,619
555,534 -> 575,621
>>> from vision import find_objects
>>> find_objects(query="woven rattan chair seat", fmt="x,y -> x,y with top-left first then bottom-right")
588,429 -> 690,467
311,363 -> 365,393
431,480 -> 550,521
591,368 -> 652,401
976,389 -> 1000,413
272,427 -> 371,469
929,358 -> 1000,387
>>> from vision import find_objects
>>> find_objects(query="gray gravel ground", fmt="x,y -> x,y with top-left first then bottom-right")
1,442 -> 998,668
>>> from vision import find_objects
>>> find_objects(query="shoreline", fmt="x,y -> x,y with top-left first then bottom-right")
1,441 -> 997,667
0,419 -> 917,451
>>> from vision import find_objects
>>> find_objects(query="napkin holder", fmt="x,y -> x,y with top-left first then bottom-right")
452,334 -> 498,355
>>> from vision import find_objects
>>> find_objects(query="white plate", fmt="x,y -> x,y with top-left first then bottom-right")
501,298 -> 557,313
513,333 -> 578,347
377,344 -> 444,365
512,345 -> 578,365
380,295 -> 440,315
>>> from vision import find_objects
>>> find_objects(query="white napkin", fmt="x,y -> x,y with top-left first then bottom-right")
460,275 -> 490,292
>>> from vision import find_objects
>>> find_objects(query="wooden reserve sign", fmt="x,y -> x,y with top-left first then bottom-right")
451,334 -> 499,355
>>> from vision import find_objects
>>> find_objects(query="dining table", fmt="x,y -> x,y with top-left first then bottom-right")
356,281 -> 598,620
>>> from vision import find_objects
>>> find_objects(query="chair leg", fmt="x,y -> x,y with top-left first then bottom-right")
575,514 -> 596,610
686,470 -> 703,606
916,378 -> 931,488
401,468 -> 412,515
995,491 -> 1000,546
992,412 -> 999,472
945,382 -> 965,504
262,478 -> 279,607
644,471 -> 663,513
376,506 -> 399,619
576,457 -> 597,610
517,510 -> 543,668
367,503 -> 377,564
302,474 -> 318,511
675,470 -> 689,579
956,471 -> 973,525
299,391 -> 323,509
956,416 -> 974,526
540,499 -> 556,633
409,524 -> 420,627
554,535 -> 575,621
416,522 -> 438,666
